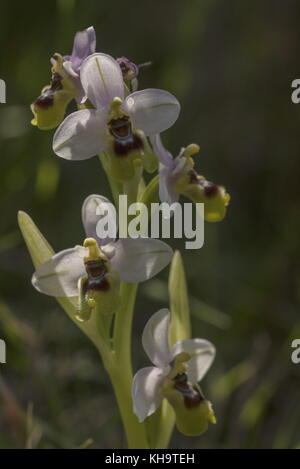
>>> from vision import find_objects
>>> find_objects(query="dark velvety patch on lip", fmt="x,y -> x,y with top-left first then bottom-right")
84,277 -> 110,292
34,90 -> 54,109
84,259 -> 110,292
109,117 -> 131,138
109,117 -> 143,156
174,373 -> 204,409
113,134 -> 143,156
204,182 -> 219,197
33,73 -> 63,109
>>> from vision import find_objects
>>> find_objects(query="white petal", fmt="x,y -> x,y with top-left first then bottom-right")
150,134 -> 174,168
110,238 -> 173,283
142,308 -> 171,368
101,243 -> 116,259
159,164 -> 179,205
53,109 -> 108,160
80,53 -> 124,108
71,26 -> 96,66
132,366 -> 165,422
32,246 -> 88,297
81,194 -> 117,245
171,339 -> 216,383
123,89 -> 180,136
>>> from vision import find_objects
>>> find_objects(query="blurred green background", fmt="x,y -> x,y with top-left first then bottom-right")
1,0 -> 300,449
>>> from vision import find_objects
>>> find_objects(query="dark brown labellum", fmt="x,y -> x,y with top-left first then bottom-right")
174,373 -> 204,409
204,182 -> 219,198
109,117 -> 143,156
33,73 -> 63,109
34,90 -> 54,109
84,259 -> 110,292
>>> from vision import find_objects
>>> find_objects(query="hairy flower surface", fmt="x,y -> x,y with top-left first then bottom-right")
132,309 -> 216,435
53,53 -> 180,163
151,134 -> 230,222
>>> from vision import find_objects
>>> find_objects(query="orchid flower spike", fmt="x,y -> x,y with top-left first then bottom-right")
32,195 -> 173,321
31,26 -> 96,130
151,134 -> 230,222
53,53 -> 180,181
132,309 -> 216,436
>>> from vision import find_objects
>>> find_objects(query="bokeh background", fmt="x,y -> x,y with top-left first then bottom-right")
1,0 -> 300,449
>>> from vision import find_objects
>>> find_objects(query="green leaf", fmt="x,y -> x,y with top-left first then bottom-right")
149,251 -> 191,449
168,250 -> 191,345
17,211 -> 102,348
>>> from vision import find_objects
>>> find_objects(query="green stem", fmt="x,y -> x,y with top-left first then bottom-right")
121,166 -> 143,207
97,156 -> 150,448
98,153 -> 123,207
107,362 -> 149,449
106,282 -> 149,448
114,282 -> 137,371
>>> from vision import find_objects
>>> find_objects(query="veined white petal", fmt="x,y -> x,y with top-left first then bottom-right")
80,53 -> 124,108
32,246 -> 88,297
110,238 -> 173,283
53,108 -> 107,160
123,89 -> 180,136
150,134 -> 174,168
159,164 -> 179,205
142,308 -> 171,368
172,153 -> 186,177
132,366 -> 165,422
82,194 -> 117,246
71,27 -> 96,68
171,338 -> 216,383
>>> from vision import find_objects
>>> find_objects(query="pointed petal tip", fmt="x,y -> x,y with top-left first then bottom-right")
17,210 -> 32,230
17,210 -> 27,221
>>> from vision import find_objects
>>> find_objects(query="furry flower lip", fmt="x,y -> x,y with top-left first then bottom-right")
52,53 -> 180,161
